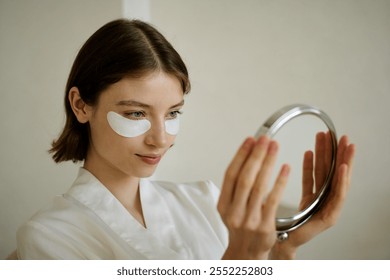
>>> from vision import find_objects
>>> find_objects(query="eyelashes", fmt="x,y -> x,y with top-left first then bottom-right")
124,110 -> 183,120
167,110 -> 183,119
125,111 -> 145,119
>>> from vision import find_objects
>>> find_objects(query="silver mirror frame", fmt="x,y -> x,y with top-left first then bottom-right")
255,104 -> 338,238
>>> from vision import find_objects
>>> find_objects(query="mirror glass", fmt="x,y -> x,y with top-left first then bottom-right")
270,114 -> 332,219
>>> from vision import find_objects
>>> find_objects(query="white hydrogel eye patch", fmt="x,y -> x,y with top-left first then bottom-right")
165,117 -> 180,135
107,111 -> 151,138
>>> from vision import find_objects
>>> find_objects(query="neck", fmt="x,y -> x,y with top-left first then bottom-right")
83,155 -> 146,228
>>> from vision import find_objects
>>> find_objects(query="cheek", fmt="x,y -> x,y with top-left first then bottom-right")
89,114 -> 137,154
95,130 -> 141,162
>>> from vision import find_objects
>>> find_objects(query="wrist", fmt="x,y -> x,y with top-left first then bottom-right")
269,242 -> 297,260
222,245 -> 269,260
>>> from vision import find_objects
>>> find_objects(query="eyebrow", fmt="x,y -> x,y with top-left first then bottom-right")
116,99 -> 185,109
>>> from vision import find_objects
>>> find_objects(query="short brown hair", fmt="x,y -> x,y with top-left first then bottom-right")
49,19 -> 190,163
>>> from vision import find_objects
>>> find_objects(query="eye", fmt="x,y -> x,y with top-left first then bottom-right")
124,111 -> 146,120
167,110 -> 182,120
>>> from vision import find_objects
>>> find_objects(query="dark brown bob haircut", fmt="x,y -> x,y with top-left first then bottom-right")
50,19 -> 190,163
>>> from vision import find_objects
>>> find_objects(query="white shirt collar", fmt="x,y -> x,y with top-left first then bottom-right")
66,168 -> 190,259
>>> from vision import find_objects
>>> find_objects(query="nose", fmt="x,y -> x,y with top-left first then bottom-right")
144,119 -> 169,148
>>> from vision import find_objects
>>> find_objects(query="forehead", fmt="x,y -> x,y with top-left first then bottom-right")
98,72 -> 184,107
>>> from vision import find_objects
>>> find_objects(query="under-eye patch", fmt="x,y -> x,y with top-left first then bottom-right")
107,111 -> 151,138
107,111 -> 180,137
165,118 -> 180,135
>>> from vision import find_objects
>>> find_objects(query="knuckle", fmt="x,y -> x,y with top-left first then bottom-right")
250,186 -> 262,197
226,219 -> 241,230
225,213 -> 243,230
242,217 -> 259,231
256,222 -> 274,235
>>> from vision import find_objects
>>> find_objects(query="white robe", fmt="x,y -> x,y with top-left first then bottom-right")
16,168 -> 228,259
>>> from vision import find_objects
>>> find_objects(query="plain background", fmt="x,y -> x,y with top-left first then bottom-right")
1,0 -> 389,259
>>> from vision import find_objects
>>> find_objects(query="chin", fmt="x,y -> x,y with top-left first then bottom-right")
138,171 -> 155,178
133,167 -> 157,179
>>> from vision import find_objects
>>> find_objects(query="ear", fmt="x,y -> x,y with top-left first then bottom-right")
68,87 -> 92,124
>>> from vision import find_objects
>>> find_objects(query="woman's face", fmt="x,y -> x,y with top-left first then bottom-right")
85,71 -> 184,179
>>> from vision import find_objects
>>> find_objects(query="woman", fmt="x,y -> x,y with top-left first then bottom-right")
16,19 -> 355,259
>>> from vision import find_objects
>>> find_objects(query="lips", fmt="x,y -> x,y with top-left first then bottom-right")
136,154 -> 162,165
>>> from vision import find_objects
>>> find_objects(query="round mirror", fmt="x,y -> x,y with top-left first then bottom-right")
254,104 -> 337,239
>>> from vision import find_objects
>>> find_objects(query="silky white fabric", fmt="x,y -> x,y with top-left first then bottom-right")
16,168 -> 228,260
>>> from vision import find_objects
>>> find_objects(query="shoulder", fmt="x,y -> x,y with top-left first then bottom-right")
16,195 -> 110,259
16,196 -> 77,259
18,194 -> 91,228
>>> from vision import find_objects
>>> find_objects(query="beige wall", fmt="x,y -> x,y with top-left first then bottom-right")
0,0 -> 123,258
1,0 -> 389,259
150,0 -> 390,259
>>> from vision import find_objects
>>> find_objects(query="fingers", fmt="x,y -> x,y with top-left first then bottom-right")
219,135 -> 285,230
344,142 -> 356,187
232,136 -> 272,211
245,141 -> 281,223
324,131 -> 332,179
302,150 -> 314,197
314,132 -> 326,192
331,135 -> 356,192
320,136 -> 355,225
219,136 -> 288,259
218,137 -> 256,214
263,164 -> 290,222
273,135 -> 355,250
334,164 -> 349,203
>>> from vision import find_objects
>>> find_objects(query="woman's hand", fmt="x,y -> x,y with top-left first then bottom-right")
270,133 -> 356,259
218,136 -> 290,259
